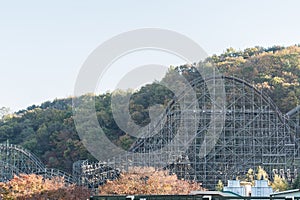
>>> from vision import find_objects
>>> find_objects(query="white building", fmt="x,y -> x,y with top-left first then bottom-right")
252,180 -> 273,197
223,180 -> 273,197
223,180 -> 245,196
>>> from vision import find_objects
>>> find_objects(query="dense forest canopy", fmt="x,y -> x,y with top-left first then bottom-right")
0,45 -> 299,172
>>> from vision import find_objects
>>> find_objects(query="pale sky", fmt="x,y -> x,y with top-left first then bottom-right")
1,0 -> 300,111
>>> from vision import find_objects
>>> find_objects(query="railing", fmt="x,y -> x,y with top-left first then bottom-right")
90,196 -> 300,200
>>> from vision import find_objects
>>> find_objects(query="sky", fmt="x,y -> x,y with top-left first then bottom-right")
1,0 -> 300,111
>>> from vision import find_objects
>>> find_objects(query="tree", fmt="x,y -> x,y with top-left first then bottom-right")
0,174 -> 90,199
245,168 -> 255,184
241,167 -> 290,191
272,174 -> 288,192
215,180 -> 224,191
292,175 -> 300,189
99,167 -> 205,195
256,166 -> 269,181
0,107 -> 10,119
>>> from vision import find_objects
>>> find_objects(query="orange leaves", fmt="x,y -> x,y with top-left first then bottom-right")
0,174 -> 90,199
99,167 -> 205,195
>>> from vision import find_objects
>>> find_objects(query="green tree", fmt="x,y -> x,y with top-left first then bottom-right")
292,175 -> 300,189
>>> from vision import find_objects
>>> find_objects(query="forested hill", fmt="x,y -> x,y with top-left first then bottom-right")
0,45 -> 299,173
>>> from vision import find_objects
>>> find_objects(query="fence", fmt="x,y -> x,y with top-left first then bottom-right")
90,196 -> 300,200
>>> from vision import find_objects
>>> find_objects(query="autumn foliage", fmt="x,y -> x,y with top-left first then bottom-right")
99,167 -> 205,195
0,174 -> 90,200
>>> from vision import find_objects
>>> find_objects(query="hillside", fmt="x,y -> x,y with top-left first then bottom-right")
0,45 -> 299,172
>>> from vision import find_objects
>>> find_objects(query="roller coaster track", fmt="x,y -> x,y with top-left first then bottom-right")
0,142 -> 74,184
129,75 -> 291,153
125,75 -> 299,189
74,75 -> 299,190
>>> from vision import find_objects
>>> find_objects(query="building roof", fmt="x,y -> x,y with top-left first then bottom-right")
190,191 -> 242,197
270,189 -> 300,196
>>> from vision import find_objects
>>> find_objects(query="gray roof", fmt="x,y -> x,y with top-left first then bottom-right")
270,189 -> 300,196
190,191 -> 242,197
